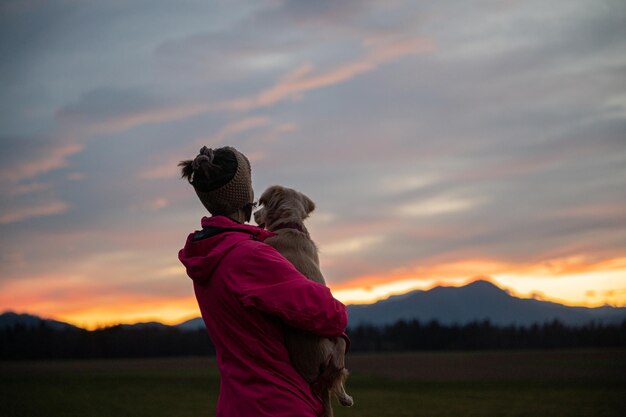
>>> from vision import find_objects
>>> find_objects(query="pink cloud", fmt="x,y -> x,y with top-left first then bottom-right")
56,37 -> 432,137
206,116 -> 271,143
139,116 -> 271,180
0,142 -> 83,183
9,182 -> 51,195
130,197 -> 169,212
222,37 -> 434,112
0,200 -> 70,224
87,103 -> 215,135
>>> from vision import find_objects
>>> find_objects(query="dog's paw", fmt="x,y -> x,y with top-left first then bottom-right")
339,393 -> 353,407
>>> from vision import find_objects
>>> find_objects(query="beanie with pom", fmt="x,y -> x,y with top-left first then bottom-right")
179,146 -> 253,216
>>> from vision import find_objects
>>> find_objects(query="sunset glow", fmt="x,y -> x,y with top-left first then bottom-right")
2,0 -> 625,330
331,257 -> 626,306
4,258 -> 625,329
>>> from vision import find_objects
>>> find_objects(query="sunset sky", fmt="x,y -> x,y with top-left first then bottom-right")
1,0 -> 625,329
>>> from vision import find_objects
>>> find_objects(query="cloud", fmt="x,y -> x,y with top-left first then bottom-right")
205,116 -> 271,143
56,87 -> 214,135
0,140 -> 83,183
0,0 -> 58,14
0,271 -> 198,328
321,235 -> 384,256
138,116 -> 276,180
222,37 -> 433,112
1,0 -> 626,325
87,104 -> 214,135
396,195 -> 481,218
0,200 -> 69,224
9,182 -> 51,195
130,197 -> 169,213
66,172 -> 85,181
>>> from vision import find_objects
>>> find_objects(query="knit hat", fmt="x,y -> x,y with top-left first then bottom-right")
179,146 -> 254,215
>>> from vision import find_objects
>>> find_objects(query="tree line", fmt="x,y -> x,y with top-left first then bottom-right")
1,324 -> 215,360
2,319 -> 625,360
348,319 -> 626,352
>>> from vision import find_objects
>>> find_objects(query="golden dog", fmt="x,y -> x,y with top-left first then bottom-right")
254,185 -> 353,417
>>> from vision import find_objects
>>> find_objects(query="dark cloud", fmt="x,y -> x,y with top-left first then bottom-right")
57,88 -> 162,126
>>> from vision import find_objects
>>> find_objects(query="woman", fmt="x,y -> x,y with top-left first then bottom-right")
178,146 -> 348,417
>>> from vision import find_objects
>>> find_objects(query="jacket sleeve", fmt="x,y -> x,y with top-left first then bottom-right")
231,241 -> 348,337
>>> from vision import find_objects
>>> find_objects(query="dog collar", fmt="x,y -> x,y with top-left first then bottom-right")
272,222 -> 305,233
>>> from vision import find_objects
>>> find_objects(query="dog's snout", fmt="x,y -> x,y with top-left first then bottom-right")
253,208 -> 266,228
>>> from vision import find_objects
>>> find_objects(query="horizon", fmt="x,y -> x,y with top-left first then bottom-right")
4,277 -> 624,330
1,1 -> 625,330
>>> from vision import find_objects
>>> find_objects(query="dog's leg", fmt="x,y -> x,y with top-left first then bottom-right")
332,368 -> 353,407
322,389 -> 334,417
329,337 -> 353,407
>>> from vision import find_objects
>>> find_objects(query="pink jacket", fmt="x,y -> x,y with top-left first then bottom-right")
179,216 -> 348,417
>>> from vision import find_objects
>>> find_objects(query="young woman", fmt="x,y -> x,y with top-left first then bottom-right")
178,146 -> 348,417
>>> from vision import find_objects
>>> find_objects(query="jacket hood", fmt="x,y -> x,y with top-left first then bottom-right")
179,216 -> 274,284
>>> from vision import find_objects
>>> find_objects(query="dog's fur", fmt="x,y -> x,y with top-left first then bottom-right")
254,185 -> 353,417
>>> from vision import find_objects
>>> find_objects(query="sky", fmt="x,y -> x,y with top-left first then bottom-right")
1,0 -> 625,329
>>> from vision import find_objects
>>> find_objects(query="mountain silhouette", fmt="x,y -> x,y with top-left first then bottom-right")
3,280 -> 625,331
0,311 -> 80,331
176,317 -> 206,331
347,279 -> 626,327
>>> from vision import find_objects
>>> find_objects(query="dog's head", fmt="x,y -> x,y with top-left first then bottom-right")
254,185 -> 315,229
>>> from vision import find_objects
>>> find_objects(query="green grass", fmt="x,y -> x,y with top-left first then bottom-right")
1,359 -> 218,417
334,378 -> 625,417
2,351 -> 625,417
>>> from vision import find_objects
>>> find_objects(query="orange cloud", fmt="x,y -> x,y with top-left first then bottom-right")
57,297 -> 199,330
328,255 -> 626,307
0,270 -> 197,329
4,255 -> 626,329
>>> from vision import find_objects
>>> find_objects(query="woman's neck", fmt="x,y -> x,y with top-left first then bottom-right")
226,209 -> 246,224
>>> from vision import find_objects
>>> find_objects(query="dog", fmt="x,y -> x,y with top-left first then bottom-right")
254,185 -> 353,417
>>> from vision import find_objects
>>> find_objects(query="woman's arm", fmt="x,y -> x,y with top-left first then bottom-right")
230,241 -> 348,337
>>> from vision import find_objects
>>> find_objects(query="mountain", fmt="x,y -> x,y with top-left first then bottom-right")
347,280 -> 626,327
0,312 -> 81,331
4,281 -> 625,332
0,312 -> 206,332
118,321 -> 173,330
175,317 -> 206,331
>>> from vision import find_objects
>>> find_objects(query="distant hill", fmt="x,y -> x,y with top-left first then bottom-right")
118,322 -> 173,331
347,280 -> 626,327
0,312 -> 206,332
3,280 -> 625,332
175,317 -> 206,331
0,312 -> 81,331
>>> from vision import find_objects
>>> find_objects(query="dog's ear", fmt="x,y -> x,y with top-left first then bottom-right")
300,192 -> 315,215
259,185 -> 284,207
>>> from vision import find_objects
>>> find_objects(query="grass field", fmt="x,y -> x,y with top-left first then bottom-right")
2,349 -> 625,417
